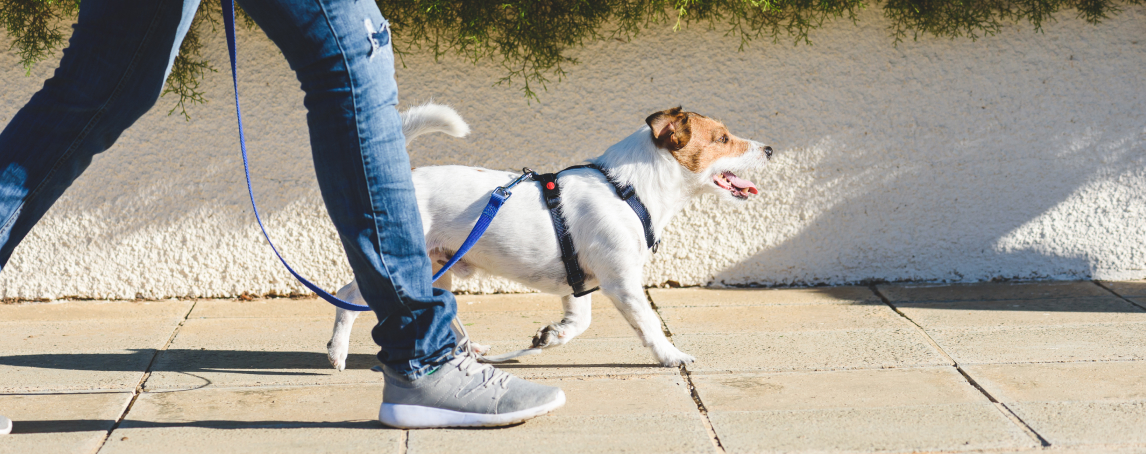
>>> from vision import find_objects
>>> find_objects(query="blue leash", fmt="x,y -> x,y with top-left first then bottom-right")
221,0 -> 521,311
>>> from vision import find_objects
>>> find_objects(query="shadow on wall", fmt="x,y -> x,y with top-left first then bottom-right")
708,121 -> 1146,287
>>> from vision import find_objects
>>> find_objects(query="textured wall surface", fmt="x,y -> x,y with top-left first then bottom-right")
1,8 -> 1144,299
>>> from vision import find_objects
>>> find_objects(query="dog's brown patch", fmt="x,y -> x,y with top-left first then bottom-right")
645,107 -> 753,173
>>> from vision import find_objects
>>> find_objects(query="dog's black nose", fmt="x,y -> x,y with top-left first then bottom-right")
764,146 -> 773,159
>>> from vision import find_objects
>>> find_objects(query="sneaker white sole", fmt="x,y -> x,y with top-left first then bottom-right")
0,415 -> 11,435
378,390 -> 565,429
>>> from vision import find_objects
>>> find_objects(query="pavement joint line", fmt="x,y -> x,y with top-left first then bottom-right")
400,429 -> 409,454
1093,280 -> 1146,311
868,285 -> 1051,448
646,288 -> 727,454
92,299 -> 199,454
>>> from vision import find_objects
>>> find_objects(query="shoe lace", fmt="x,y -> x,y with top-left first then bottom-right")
448,319 -> 512,391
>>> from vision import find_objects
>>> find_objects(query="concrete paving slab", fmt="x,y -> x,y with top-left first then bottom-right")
99,384 -> 401,454
0,320 -> 179,355
896,298 -> 1146,328
709,405 -> 1034,453
407,375 -> 713,454
674,328 -> 950,373
963,362 -> 1146,403
544,375 -> 700,414
1008,401 -> 1146,446
410,414 -> 712,454
659,304 -> 909,335
143,317 -> 381,391
963,362 -> 1146,447
1101,280 -> 1146,298
1,318 -> 184,392
0,300 -> 192,321
878,281 -> 1111,303
693,368 -> 1035,453
189,297 -> 375,319
0,349 -> 153,393
0,392 -> 130,454
692,367 -> 989,410
649,286 -> 880,308
490,338 -> 678,379
926,323 -> 1146,364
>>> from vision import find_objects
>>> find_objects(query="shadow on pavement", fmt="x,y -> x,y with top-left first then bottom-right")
0,350 -> 379,374
12,419 -> 385,434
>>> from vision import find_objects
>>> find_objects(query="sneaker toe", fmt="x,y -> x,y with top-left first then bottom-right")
496,379 -> 563,414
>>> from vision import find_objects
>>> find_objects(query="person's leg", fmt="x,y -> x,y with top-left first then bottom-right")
233,0 -> 457,377
0,0 -> 201,267
234,0 -> 563,427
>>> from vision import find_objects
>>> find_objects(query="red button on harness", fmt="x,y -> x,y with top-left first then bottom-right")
546,182 -> 555,190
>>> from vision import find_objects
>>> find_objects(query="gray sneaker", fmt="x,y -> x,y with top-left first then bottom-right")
0,415 -> 11,435
378,324 -> 565,428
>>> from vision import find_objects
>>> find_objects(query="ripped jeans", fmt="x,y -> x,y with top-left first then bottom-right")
0,0 -> 457,379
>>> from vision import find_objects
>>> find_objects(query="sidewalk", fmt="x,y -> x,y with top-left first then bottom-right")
3,280 -> 1146,453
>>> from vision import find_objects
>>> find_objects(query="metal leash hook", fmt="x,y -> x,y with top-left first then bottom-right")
494,167 -> 536,197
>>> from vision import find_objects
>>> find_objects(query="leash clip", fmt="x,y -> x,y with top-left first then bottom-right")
495,167 -> 536,197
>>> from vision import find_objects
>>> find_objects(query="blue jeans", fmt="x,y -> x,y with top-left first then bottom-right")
0,0 -> 457,379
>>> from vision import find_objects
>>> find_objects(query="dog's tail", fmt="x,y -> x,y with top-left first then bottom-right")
400,102 -> 470,146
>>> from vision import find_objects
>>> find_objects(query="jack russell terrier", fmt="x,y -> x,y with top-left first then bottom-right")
327,103 -> 773,368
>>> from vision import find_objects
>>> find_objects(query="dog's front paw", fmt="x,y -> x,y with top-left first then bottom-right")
470,341 -> 492,356
327,339 -> 349,371
654,346 -> 696,367
531,324 -> 573,349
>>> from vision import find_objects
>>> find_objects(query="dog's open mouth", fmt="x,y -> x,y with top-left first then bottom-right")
714,171 -> 758,199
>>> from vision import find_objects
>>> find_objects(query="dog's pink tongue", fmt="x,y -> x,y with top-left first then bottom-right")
722,171 -> 759,195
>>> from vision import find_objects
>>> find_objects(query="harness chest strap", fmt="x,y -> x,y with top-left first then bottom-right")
535,164 -> 659,297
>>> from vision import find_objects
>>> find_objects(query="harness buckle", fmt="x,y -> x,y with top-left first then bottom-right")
652,239 -> 661,254
617,184 -> 636,200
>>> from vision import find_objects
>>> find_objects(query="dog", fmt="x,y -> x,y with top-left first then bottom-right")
326,103 -> 773,369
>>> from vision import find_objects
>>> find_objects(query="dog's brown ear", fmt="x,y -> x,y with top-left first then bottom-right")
645,107 -> 690,151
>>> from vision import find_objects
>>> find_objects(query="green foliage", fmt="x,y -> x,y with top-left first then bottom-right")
0,0 -> 1139,118
0,0 -> 76,74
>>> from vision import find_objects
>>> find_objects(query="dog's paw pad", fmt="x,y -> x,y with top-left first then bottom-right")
531,324 -> 567,349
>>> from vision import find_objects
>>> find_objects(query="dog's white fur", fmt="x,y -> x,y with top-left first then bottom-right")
327,103 -> 771,369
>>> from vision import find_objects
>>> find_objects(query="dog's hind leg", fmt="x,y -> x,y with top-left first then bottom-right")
532,294 -> 592,349
327,280 -> 364,371
601,283 -> 695,367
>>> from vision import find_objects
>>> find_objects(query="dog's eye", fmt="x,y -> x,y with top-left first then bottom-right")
720,135 -> 728,144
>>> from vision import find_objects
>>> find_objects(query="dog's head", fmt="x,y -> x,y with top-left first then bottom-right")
645,107 -> 772,201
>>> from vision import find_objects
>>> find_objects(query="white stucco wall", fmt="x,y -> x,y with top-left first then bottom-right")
0,8 -> 1143,299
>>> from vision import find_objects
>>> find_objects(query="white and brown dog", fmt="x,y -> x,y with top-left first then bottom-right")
327,103 -> 772,369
